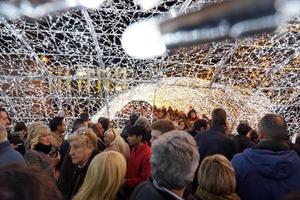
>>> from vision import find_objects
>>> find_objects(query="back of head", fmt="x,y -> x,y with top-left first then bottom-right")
0,163 -> 62,200
236,123 -> 252,136
151,130 -> 200,190
71,118 -> 85,133
150,119 -> 175,134
193,119 -> 208,131
98,117 -> 110,132
0,125 -> 7,142
129,113 -> 139,126
79,112 -> 90,122
14,122 -> 26,132
258,114 -> 288,141
49,117 -> 64,132
74,151 -> 126,200
127,125 -> 147,139
134,116 -> 150,129
196,154 -> 239,200
211,108 -> 226,126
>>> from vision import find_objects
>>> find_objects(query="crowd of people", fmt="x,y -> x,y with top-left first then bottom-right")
0,106 -> 300,200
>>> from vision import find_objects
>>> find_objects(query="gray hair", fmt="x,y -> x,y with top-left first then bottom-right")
134,116 -> 150,129
0,125 -> 8,142
151,130 -> 200,190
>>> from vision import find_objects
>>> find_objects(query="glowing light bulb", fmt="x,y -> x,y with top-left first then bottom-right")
134,0 -> 163,10
121,20 -> 166,59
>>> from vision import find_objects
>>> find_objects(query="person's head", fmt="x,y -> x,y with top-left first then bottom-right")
258,114 -> 288,141
151,130 -> 200,192
236,123 -> 252,136
49,117 -> 66,134
30,124 -> 51,147
73,151 -> 126,200
196,154 -> 239,200
68,127 -> 98,166
188,109 -> 198,120
79,112 -> 90,127
91,123 -> 105,138
134,116 -> 150,131
14,122 -> 27,132
211,108 -> 227,126
193,119 -> 209,132
129,113 -> 139,126
150,119 -> 175,143
98,117 -> 110,133
0,125 -> 8,143
103,128 -> 117,147
0,164 -> 62,200
0,108 -> 10,129
178,119 -> 188,131
71,118 -> 85,133
127,125 -> 146,147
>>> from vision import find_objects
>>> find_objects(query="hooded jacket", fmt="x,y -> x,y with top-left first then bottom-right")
232,141 -> 300,200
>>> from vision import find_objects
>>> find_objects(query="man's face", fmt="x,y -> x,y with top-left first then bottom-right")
150,130 -> 162,143
69,140 -> 93,166
0,111 -> 10,129
127,134 -> 142,147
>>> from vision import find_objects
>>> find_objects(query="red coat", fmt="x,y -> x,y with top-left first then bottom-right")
125,142 -> 151,192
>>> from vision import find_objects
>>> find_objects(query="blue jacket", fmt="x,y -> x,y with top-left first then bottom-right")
0,141 -> 25,165
195,125 -> 236,162
232,142 -> 300,200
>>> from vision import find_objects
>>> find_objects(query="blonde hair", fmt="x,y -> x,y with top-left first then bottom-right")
25,122 -> 50,149
196,154 -> 240,200
73,151 -> 127,200
67,127 -> 98,150
105,128 -> 130,161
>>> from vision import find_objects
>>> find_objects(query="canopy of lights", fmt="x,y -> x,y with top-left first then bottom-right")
0,0 -> 299,136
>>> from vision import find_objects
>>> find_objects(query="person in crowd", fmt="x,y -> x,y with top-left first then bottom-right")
91,122 -> 106,151
0,163 -> 62,200
8,121 -> 26,155
187,109 -> 199,128
193,154 -> 240,200
49,116 -> 66,151
178,119 -> 188,131
0,125 -> 25,165
231,114 -> 300,200
134,116 -> 152,143
190,119 -> 209,137
0,108 -> 10,129
79,112 -> 91,127
24,124 -> 60,177
73,151 -> 127,200
59,127 -> 99,200
246,129 -> 260,144
233,122 -> 255,153
195,108 -> 236,162
124,125 -> 151,195
24,121 -> 45,152
131,130 -> 200,200
98,117 -> 110,133
104,127 -> 130,161
150,119 -> 175,143
121,113 -> 139,142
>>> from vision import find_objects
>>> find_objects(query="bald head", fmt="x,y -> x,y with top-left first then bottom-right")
0,125 -> 8,142
258,114 -> 288,141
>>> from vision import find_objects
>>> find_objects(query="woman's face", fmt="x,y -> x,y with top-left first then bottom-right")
104,131 -> 115,146
39,133 -> 51,145
179,122 -> 186,130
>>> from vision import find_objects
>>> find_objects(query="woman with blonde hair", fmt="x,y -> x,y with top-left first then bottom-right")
73,151 -> 127,200
24,123 -> 60,177
194,154 -> 240,200
104,128 -> 130,161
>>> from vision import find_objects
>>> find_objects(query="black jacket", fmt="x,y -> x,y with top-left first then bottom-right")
195,125 -> 236,162
233,135 -> 255,153
131,179 -> 181,200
